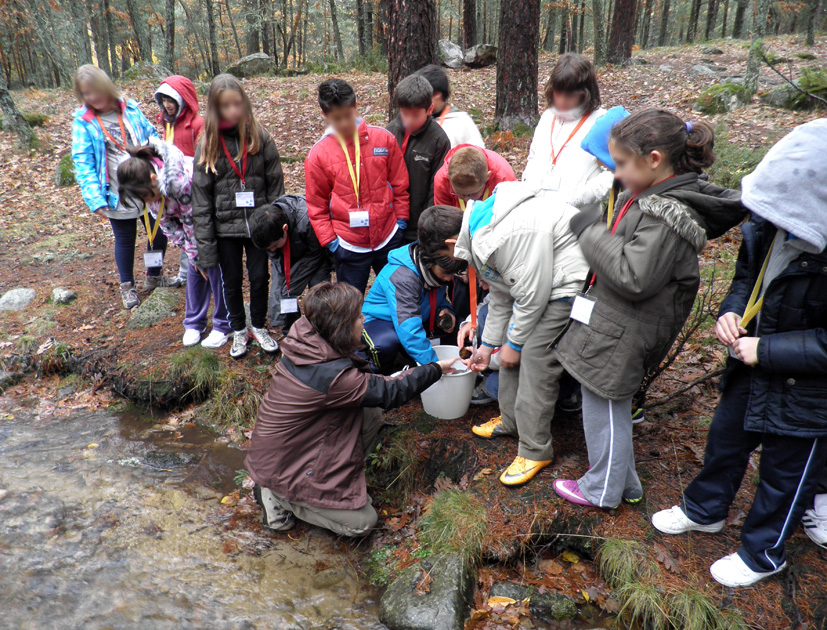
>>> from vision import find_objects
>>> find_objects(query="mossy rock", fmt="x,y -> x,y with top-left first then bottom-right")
23,113 -> 48,127
695,82 -> 752,114
126,287 -> 181,329
512,122 -> 534,138
761,68 -> 827,110
795,52 -> 817,60
54,153 -> 75,187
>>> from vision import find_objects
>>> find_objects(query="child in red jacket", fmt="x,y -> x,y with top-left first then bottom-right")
305,79 -> 410,294
155,75 -> 205,285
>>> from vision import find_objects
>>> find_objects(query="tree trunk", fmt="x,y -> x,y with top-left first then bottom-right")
463,0 -> 477,48
686,0 -> 701,41
89,0 -> 112,75
720,0 -> 729,37
124,0 -> 152,60
744,0 -> 771,94
542,6 -> 558,52
387,0 -> 437,119
103,0 -> 118,77
164,0 -> 175,70
607,0 -> 635,63
365,1 -> 374,50
804,0 -> 819,45
224,0 -> 243,57
356,0 -> 366,55
592,0 -> 606,62
328,0 -> 344,59
656,0 -> 670,45
705,0 -> 719,39
205,0 -> 221,74
577,0 -> 586,52
640,0 -> 652,47
732,0 -> 747,37
377,0 -> 389,54
558,5 -> 568,53
494,0 -> 539,129
71,0 -> 94,64
0,76 -> 38,149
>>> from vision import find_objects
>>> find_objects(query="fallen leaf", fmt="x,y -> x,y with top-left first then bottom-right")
220,495 -> 238,507
415,569 -> 433,595
486,596 -> 517,606
86,443 -> 98,449
473,467 -> 494,481
537,559 -> 564,575
434,476 -> 456,493
654,543 -> 680,573
561,551 -> 579,564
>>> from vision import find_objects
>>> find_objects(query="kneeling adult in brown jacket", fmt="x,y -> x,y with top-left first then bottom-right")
245,282 -> 456,536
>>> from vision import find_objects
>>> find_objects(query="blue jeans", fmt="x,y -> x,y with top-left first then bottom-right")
334,231 -> 405,294
109,216 -> 168,284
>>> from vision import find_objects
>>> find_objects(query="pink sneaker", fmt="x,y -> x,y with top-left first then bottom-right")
553,479 -> 598,508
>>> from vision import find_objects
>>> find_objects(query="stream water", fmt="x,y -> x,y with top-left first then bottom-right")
0,402 -> 383,630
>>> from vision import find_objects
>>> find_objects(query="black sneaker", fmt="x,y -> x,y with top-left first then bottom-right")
253,484 -> 296,532
556,390 -> 583,414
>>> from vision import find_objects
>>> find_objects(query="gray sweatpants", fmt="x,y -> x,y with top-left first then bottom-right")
577,387 -> 642,508
498,299 -> 571,461
270,408 -> 384,537
268,252 -> 332,327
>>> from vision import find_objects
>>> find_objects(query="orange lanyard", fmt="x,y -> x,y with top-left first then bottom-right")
96,112 -> 129,151
437,105 -> 451,126
469,267 -> 478,336
549,114 -> 589,165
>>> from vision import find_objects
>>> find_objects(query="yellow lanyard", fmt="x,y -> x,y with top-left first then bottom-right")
605,187 -> 616,228
740,240 -> 776,329
336,129 -> 361,205
165,122 -> 174,143
458,188 -> 490,212
143,197 -> 166,251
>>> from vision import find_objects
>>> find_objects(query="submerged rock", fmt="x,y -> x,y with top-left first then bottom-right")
126,288 -> 180,329
489,581 -> 578,622
380,554 -> 474,630
439,40 -> 464,69
312,566 -> 353,589
0,287 -> 35,311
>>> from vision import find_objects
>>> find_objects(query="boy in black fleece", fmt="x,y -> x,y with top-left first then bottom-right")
387,75 -> 451,243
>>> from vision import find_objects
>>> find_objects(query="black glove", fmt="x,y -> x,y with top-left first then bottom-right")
569,207 -> 602,237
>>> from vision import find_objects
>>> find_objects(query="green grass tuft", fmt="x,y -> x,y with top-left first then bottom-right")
707,123 -> 775,189
794,52 -> 817,60
23,112 -> 48,127
207,370 -> 264,428
367,428 -> 421,494
169,347 -> 224,400
420,489 -> 488,563
617,581 -> 669,630
598,538 -> 656,586
668,588 -> 723,630
15,334 -> 39,354
233,469 -> 250,487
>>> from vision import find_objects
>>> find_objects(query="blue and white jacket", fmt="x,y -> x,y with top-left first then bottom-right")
71,98 -> 159,213
362,243 -> 452,366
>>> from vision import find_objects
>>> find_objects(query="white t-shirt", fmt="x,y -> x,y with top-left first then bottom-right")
437,109 -> 485,149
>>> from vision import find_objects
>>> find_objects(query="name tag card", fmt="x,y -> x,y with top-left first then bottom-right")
570,295 -> 595,325
235,191 -> 255,208
349,210 -> 369,228
280,298 -> 299,314
144,251 -> 164,268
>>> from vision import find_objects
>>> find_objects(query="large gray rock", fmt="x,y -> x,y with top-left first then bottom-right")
464,44 -> 497,68
689,64 -> 717,77
0,288 -> 35,311
438,40 -> 464,69
695,82 -> 752,114
225,53 -> 277,79
658,64 -> 674,73
489,582 -> 578,623
761,73 -> 826,111
380,554 -> 474,630
50,287 -> 77,305
126,288 -> 180,329
701,46 -> 724,55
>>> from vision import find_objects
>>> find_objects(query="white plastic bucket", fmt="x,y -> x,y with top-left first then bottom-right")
420,345 -> 477,420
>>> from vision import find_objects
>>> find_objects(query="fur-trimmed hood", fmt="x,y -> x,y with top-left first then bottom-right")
639,194 -> 707,253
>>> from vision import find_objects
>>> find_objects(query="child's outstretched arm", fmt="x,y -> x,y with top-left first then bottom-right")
327,362 -> 443,411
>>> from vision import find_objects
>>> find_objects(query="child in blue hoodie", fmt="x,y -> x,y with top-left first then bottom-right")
361,206 -> 463,373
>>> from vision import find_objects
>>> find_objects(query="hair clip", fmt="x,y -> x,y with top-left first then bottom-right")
685,121 -> 694,133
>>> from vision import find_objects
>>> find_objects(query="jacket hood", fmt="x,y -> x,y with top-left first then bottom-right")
155,76 -> 200,124
741,118 -> 827,252
280,317 -> 345,365
149,136 -> 190,197
386,242 -> 418,273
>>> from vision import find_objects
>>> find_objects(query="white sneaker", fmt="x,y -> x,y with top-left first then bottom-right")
710,552 -> 786,588
229,330 -> 249,359
651,505 -> 725,535
251,327 -> 279,354
201,330 -> 229,349
182,329 -> 202,347
802,508 -> 827,548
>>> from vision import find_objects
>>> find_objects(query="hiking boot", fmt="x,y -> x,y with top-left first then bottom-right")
651,505 -> 725,535
553,479 -> 600,508
472,416 -> 510,439
144,274 -> 183,290
251,327 -> 279,354
253,485 -> 296,532
500,456 -> 552,486
229,330 -> 249,359
120,282 -> 140,309
709,552 -> 786,588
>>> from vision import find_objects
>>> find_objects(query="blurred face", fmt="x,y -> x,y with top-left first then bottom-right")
609,139 -> 666,194
161,96 -> 179,117
140,175 -> 163,204
217,89 -> 244,126
452,177 -> 489,204
431,91 -> 446,115
400,105 -> 432,133
80,81 -> 115,113
552,90 -> 585,113
431,265 -> 453,283
324,104 -> 358,139
353,314 -> 366,345
266,225 -> 289,253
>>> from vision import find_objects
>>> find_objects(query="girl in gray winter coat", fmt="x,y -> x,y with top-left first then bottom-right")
552,109 -> 744,511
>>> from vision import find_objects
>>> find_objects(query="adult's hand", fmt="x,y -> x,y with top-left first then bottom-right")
732,337 -> 760,366
457,321 -> 474,347
436,358 -> 459,374
498,344 -> 521,369
715,312 -> 746,346
465,344 -> 493,373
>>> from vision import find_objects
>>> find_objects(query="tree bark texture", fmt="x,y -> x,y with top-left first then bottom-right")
0,76 -> 38,148
206,0 -> 221,74
124,0 -> 152,60
494,0 -> 539,129
387,0 -> 437,119
592,0 -> 606,63
607,0 -> 635,64
328,0 -> 344,59
165,0 -> 176,70
463,0 -> 477,48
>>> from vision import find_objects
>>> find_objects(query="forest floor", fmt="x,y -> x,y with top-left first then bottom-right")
1,35 -> 826,630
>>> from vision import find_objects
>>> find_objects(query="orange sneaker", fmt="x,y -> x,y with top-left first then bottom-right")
500,456 -> 552,486
471,416 -> 509,439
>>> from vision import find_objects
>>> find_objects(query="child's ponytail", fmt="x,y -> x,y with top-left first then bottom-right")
610,108 -> 715,175
117,144 -> 162,210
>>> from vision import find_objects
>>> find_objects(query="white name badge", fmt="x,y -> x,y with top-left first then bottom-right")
280,298 -> 299,314
429,337 -> 441,347
235,191 -> 255,208
143,251 -> 164,268
570,295 -> 595,326
349,210 -> 370,228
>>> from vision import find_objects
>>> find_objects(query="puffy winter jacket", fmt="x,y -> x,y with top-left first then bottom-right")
433,145 -> 516,208
245,317 -> 442,510
454,181 -> 590,350
554,173 -> 746,400
434,108 -> 485,148
72,98 -> 159,214
191,127 -> 284,269
386,116 -> 451,241
362,243 -> 453,366
305,118 -> 410,249
155,75 -> 204,158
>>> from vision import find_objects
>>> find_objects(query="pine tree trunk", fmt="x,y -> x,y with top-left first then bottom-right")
89,0 -> 112,75
224,0 -> 243,57
104,0 -> 118,77
365,1 -> 374,50
356,0 -> 366,55
607,0 -> 635,64
542,7 -> 558,52
558,6 -> 568,53
124,0 -> 152,60
640,0 -> 652,47
388,0 -> 436,117
705,0 -> 719,39
205,0 -> 221,74
720,0 -> 730,37
328,0 -> 344,59
732,0 -> 747,37
656,0 -> 670,44
246,0 -> 261,53
804,0 -> 819,45
463,0 -> 477,47
0,76 -> 38,149
686,0 -> 701,41
72,0 -> 94,64
592,0 -> 606,62
494,0 -> 539,129
577,0 -> 586,52
165,0 -> 176,70
377,0 -> 389,54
